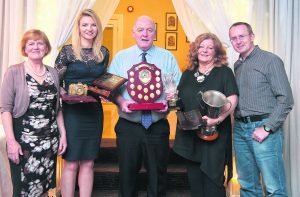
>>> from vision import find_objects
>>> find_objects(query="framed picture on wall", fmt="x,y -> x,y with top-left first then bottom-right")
165,12 -> 178,31
154,23 -> 157,41
186,36 -> 190,43
165,32 -> 177,50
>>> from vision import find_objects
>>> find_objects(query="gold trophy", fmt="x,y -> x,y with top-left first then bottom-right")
68,82 -> 88,96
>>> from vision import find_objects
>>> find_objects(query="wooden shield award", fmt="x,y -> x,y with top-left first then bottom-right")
127,62 -> 165,110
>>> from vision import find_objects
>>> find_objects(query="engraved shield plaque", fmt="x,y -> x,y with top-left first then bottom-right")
127,62 -> 163,103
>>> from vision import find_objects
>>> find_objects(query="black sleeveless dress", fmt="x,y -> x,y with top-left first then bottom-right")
55,45 -> 109,161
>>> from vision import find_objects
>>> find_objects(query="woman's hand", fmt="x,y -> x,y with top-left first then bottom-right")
56,110 -> 67,155
6,139 -> 23,164
99,96 -> 110,103
58,135 -> 67,155
202,115 -> 220,127
60,87 -> 67,96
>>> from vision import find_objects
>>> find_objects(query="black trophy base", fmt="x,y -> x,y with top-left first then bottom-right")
168,98 -> 183,111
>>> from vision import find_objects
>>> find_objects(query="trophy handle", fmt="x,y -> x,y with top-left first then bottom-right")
222,100 -> 232,114
197,91 -> 205,110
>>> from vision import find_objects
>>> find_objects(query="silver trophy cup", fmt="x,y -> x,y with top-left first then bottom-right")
197,90 -> 231,141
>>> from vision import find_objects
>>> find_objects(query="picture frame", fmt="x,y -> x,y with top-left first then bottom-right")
165,13 -> 178,31
154,23 -> 157,41
186,36 -> 190,43
165,32 -> 177,50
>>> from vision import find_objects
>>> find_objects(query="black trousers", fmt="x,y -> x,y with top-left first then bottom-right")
186,160 -> 226,197
115,118 -> 170,197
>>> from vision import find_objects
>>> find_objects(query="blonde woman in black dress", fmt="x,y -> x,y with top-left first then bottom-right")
0,29 -> 67,197
55,9 -> 109,197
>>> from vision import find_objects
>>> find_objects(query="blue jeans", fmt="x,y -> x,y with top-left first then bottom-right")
234,119 -> 288,197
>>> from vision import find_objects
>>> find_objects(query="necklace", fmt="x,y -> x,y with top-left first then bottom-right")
27,61 -> 46,77
194,65 -> 214,83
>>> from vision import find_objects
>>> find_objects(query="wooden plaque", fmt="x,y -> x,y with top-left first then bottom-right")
93,73 -> 127,91
126,62 -> 164,110
61,94 -> 97,103
88,86 -> 111,99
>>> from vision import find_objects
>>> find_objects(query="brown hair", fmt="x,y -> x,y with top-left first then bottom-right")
187,33 -> 228,70
72,9 -> 104,62
20,29 -> 51,57
229,22 -> 253,34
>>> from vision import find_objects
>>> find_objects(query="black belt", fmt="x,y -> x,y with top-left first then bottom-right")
235,114 -> 269,123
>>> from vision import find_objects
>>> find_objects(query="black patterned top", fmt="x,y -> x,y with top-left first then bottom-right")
55,44 -> 109,91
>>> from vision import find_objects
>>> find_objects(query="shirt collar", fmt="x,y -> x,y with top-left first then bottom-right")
239,45 -> 260,62
135,45 -> 155,59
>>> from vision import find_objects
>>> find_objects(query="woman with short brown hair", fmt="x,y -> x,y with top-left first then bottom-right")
0,29 -> 67,197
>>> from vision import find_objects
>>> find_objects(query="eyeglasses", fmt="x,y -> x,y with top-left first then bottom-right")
230,34 -> 250,43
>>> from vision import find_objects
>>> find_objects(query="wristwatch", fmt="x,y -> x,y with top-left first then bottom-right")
263,125 -> 273,133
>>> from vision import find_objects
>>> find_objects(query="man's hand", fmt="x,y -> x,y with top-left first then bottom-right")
119,99 -> 135,113
157,100 -> 168,112
165,90 -> 178,100
252,127 -> 270,143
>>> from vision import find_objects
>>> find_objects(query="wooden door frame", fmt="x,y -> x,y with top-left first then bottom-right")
105,14 -> 123,57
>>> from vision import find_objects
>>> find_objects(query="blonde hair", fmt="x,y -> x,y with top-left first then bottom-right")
72,9 -> 104,62
187,33 -> 228,70
20,29 -> 51,57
